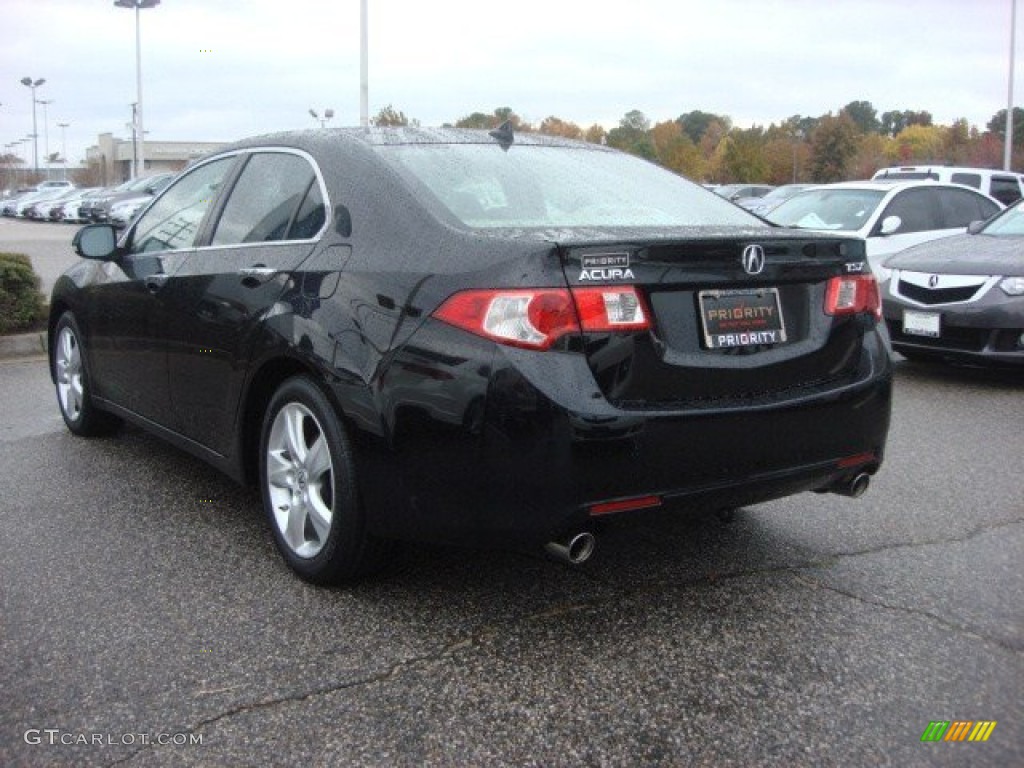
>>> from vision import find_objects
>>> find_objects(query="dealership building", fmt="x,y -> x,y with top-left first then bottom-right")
86,133 -> 223,186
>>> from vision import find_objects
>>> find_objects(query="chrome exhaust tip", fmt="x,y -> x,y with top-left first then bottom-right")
545,532 -> 596,565
833,472 -> 871,498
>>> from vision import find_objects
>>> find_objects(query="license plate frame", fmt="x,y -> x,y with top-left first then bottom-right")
698,287 -> 787,349
903,309 -> 941,338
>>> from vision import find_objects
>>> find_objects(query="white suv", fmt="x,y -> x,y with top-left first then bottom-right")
871,165 -> 1023,205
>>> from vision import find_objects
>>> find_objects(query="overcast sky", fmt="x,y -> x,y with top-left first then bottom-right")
0,0 -> 1019,167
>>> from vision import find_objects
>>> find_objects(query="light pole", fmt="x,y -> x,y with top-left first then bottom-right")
1006,0 -> 1018,171
19,76 -> 45,176
58,122 -> 70,180
37,98 -> 53,177
309,108 -> 335,128
360,0 -> 368,127
114,0 -> 160,179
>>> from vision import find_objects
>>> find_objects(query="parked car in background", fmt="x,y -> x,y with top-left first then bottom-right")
25,188 -> 79,220
51,188 -> 102,223
883,201 -> 1024,366
714,183 -> 775,202
91,173 -> 175,223
52,127 -> 891,583
872,165 -> 1024,205
37,180 -> 75,190
767,180 -> 1003,279
11,187 -> 75,218
739,184 -> 815,216
109,195 -> 153,229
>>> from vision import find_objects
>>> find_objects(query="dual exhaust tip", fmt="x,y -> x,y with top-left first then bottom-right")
546,473 -> 871,564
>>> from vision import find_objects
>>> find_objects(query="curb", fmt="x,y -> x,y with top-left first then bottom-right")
0,332 -> 48,360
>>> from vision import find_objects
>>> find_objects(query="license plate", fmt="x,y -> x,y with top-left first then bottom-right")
903,309 -> 940,337
698,288 -> 787,349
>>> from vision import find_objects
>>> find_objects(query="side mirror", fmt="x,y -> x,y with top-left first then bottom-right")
879,215 -> 902,236
966,220 -> 985,235
73,223 -> 118,260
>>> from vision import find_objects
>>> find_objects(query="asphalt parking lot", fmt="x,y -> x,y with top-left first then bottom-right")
1,219 -> 1021,767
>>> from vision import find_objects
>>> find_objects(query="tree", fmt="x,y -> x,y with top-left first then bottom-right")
720,127 -> 768,182
538,116 -> 583,140
650,120 -> 703,179
677,110 -> 731,144
881,109 -> 933,137
606,110 -> 655,159
584,124 -> 607,144
371,104 -> 416,127
455,107 -> 530,131
986,107 -> 1024,148
888,124 -> 947,164
842,100 -> 880,134
72,160 -> 105,188
809,113 -> 860,182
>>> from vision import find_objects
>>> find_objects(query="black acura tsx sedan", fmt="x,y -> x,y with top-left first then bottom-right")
51,126 -> 892,583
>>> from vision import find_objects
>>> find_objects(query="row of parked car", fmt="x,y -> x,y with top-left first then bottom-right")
1,173 -> 175,228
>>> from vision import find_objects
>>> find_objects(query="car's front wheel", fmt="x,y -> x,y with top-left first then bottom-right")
53,311 -> 121,436
260,376 -> 385,584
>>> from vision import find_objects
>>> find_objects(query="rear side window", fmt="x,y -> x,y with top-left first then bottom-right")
878,188 -> 938,234
936,188 -> 999,227
950,172 -> 981,189
989,176 -> 1023,205
211,152 -> 323,245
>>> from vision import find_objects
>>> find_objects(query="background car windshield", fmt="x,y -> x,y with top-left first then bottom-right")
769,189 -> 886,231
981,202 -> 1024,236
380,144 -> 762,229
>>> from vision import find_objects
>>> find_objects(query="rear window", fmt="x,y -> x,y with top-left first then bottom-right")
378,144 -> 762,229
989,176 -> 1023,205
950,172 -> 982,189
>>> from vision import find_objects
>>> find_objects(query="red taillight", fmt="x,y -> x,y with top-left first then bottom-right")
825,275 -> 881,320
434,286 -> 650,350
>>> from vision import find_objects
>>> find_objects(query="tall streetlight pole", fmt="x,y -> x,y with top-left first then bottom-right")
360,0 -> 369,127
114,0 -> 160,179
58,122 -> 70,180
1006,0 -> 1018,171
37,98 -> 53,177
19,76 -> 45,176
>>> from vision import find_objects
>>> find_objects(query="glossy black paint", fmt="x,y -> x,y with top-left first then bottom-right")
51,128 -> 893,552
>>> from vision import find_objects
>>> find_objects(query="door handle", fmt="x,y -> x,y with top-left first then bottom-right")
238,266 -> 278,284
144,274 -> 169,293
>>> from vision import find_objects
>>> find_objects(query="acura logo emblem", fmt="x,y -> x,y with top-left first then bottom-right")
929,274 -> 939,288
742,244 -> 766,275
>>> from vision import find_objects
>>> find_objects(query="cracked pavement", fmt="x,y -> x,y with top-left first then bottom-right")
1,348 -> 1021,766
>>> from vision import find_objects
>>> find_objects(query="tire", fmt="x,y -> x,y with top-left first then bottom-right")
52,311 -> 122,436
259,376 -> 386,584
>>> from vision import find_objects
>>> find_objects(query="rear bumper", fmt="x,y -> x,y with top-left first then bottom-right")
359,324 -> 892,545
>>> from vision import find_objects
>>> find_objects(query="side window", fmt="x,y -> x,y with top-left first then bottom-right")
211,152 -> 322,245
879,188 -> 938,234
936,188 -> 990,228
288,182 -> 326,240
989,176 -> 1023,206
129,157 -> 234,254
950,172 -> 981,189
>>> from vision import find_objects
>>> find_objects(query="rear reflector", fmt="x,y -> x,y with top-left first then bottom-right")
589,495 -> 662,516
825,275 -> 881,319
837,451 -> 877,469
434,285 -> 650,350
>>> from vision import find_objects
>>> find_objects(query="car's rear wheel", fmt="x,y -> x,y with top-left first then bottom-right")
53,312 -> 121,436
260,376 -> 385,584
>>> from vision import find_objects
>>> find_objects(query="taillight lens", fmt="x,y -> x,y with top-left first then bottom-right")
434,286 -> 650,350
824,275 -> 881,319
